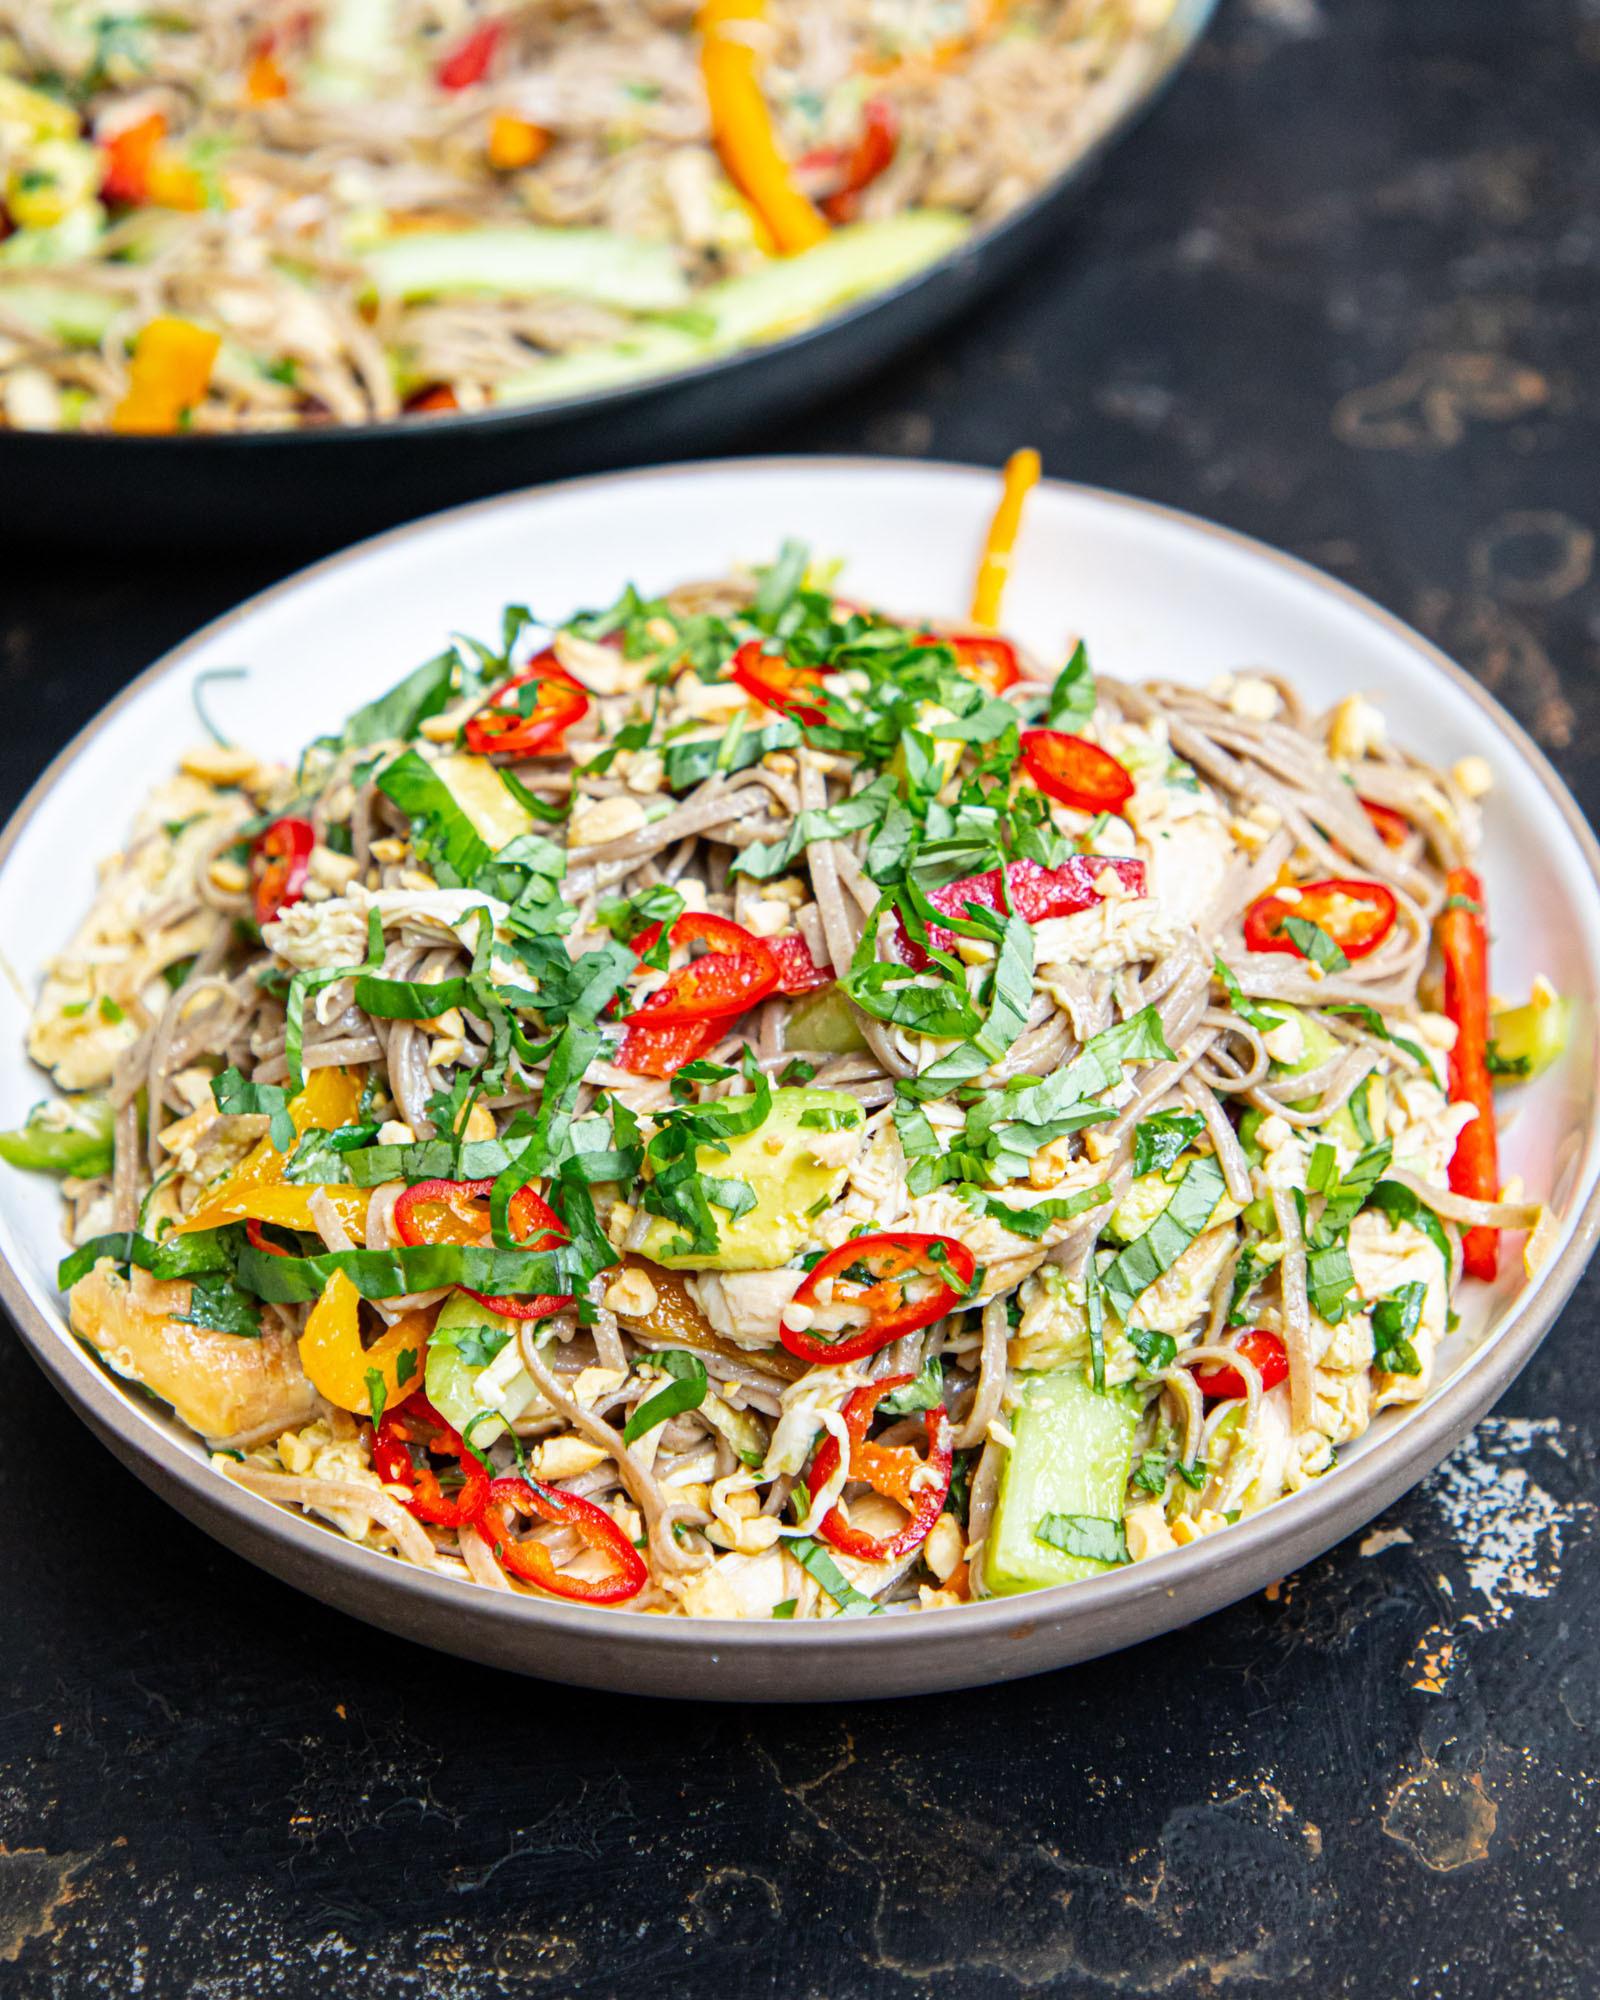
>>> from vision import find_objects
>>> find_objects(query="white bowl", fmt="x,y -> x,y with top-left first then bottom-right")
2,459 -> 1596,1700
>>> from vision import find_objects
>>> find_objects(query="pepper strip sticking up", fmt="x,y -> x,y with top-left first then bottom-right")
699,0 -> 828,255
970,446 -> 1040,627
1438,866 -> 1500,1280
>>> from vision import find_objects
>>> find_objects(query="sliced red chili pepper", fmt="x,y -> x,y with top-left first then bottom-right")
245,1217 -> 292,1257
768,931 -> 833,995
1243,877 -> 1397,962
1439,866 -> 1499,1281
806,1374 -> 954,1563
373,1394 -> 490,1528
912,632 -> 1021,697
464,649 -> 588,757
894,854 -> 1147,968
1361,799 -> 1411,849
1192,1328 -> 1289,1403
799,96 -> 899,224
728,639 -> 832,726
436,18 -> 502,88
782,1232 -> 976,1365
476,1474 -> 648,1602
615,1017 -> 721,1078
624,911 -> 778,1027
393,1177 -> 570,1320
1020,728 -> 1135,816
252,815 -> 315,926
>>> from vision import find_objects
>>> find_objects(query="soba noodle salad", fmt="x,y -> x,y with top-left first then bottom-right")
0,0 -> 1170,434
5,458 -> 1565,1619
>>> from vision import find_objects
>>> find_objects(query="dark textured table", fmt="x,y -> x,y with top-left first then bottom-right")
5,1 -> 1599,1991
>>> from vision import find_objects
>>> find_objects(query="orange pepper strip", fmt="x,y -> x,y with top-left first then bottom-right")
111,316 -> 222,435
969,446 -> 1040,627
298,1271 -> 431,1416
246,47 -> 291,101
175,1068 -> 363,1230
487,112 -> 549,169
698,0 -> 828,255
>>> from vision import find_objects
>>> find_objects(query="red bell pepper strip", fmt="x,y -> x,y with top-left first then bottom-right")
252,816 -> 316,926
245,1217 -> 292,1257
806,1374 -> 954,1562
436,18 -> 503,88
1192,1328 -> 1288,1403
894,854 -> 1146,968
464,649 -> 588,756
393,1177 -> 571,1320
768,931 -> 833,995
1020,729 -> 1135,816
373,1395 -> 491,1528
799,95 -> 900,223
476,1474 -> 649,1602
624,911 -> 779,1026
781,1232 -> 976,1364
912,631 -> 1020,697
728,639 -> 832,726
1244,877 -> 1397,962
1438,866 -> 1499,1280
1361,799 -> 1411,850
615,1017 -> 721,1078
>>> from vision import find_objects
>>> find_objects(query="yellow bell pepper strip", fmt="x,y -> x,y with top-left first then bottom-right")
181,1180 -> 370,1242
111,317 -> 222,435
298,1271 -> 430,1416
970,446 -> 1040,627
174,1068 -> 363,1230
698,0 -> 828,255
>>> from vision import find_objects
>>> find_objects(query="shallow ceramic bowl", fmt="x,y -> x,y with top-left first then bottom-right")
2,460 -> 1596,1701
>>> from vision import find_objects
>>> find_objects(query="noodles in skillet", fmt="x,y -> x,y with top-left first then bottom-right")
6,461 -> 1557,1617
0,0 -> 1171,433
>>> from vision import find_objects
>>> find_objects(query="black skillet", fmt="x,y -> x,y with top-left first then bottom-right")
0,0 -> 1214,550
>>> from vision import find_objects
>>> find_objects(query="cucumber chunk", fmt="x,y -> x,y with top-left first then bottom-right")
983,1369 -> 1139,1596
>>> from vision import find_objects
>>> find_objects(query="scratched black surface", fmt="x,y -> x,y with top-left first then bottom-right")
4,0 -> 1600,1992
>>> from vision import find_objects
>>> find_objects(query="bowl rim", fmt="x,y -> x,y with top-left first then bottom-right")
4,453 -> 1598,1662
0,0 -> 1217,456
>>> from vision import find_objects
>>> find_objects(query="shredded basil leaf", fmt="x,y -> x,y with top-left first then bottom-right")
787,1536 -> 881,1617
1212,957 -> 1284,1034
1045,641 -> 1096,729
621,1350 -> 708,1444
1371,1279 -> 1427,1375
1102,1155 -> 1227,1322
878,1355 -> 945,1416
173,1272 -> 261,1338
1034,1511 -> 1129,1566
1281,914 -> 1350,975
1133,1112 -> 1205,1179
211,1065 -> 295,1154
